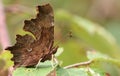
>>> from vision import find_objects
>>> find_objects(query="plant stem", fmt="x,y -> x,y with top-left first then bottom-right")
64,60 -> 93,69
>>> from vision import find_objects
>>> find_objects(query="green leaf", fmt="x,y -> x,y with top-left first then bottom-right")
87,51 -> 109,60
57,67 -> 88,76
55,10 -> 120,59
13,67 -> 53,76
105,21 -> 120,47
57,40 -> 87,66
55,47 -> 64,57
92,68 -> 107,76
86,68 -> 106,76
13,60 -> 58,76
87,51 -> 120,68
0,51 -> 13,69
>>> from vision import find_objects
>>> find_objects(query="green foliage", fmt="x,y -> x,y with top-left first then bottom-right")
87,51 -> 120,69
2,10 -> 120,76
54,11 -> 120,75
55,10 -> 120,59
57,67 -> 88,76
56,65 -> 107,76
13,60 -> 58,76
86,51 -> 120,76
0,51 -> 13,70
13,67 -> 53,76
12,50 -> 120,76
2,0 -> 120,76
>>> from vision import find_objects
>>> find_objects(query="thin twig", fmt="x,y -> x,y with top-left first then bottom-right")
64,60 -> 93,69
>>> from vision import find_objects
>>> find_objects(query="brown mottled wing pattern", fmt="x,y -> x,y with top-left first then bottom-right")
5,4 -> 58,68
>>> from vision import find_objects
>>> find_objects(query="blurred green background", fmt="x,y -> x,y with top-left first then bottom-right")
1,0 -> 120,76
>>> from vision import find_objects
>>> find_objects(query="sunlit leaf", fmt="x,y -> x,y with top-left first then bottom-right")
92,68 -> 108,76
57,40 -> 87,66
13,60 -> 58,76
87,51 -> 120,68
0,51 -> 13,69
57,67 -> 88,76
55,47 -> 64,57
55,10 -> 120,59
87,51 -> 109,60
87,68 -> 106,76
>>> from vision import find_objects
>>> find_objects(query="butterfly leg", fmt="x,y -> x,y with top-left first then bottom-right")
51,54 -> 55,68
50,46 -> 59,67
35,58 -> 42,69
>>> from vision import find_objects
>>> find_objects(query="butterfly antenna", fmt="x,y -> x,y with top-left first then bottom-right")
35,58 -> 42,69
